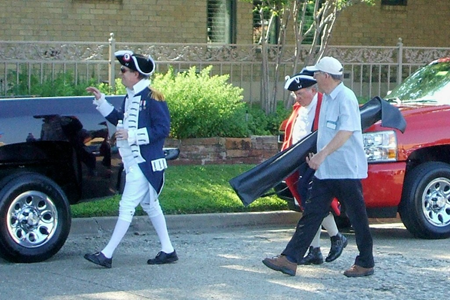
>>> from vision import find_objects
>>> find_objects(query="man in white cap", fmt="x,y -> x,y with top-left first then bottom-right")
84,50 -> 177,268
263,56 -> 374,277
280,67 -> 347,266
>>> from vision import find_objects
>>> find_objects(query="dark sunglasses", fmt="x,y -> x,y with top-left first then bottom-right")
120,66 -> 133,74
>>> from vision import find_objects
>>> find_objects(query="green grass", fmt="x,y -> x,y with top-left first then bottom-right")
70,164 -> 288,218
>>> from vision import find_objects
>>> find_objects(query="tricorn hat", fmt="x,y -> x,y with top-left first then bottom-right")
284,67 -> 316,91
115,50 -> 155,76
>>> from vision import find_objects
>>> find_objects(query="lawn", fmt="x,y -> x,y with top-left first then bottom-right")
71,164 -> 288,218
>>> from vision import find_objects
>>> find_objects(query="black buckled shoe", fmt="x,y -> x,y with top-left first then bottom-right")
326,233 -> 348,263
84,252 -> 112,268
147,250 -> 178,265
298,246 -> 324,265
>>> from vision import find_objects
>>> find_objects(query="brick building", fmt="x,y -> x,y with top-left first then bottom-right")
332,0 -> 450,47
0,0 -> 448,48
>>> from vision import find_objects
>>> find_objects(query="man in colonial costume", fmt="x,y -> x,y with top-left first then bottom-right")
84,50 -> 177,268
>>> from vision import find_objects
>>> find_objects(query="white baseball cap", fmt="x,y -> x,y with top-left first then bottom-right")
310,56 -> 343,75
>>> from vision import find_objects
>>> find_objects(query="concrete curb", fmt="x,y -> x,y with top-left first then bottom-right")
70,210 -> 301,235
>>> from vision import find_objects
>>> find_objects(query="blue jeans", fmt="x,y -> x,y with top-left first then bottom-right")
282,177 -> 374,268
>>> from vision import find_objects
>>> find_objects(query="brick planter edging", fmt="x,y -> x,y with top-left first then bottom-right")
165,135 -> 278,165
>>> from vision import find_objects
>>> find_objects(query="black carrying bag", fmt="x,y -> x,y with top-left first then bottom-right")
229,96 -> 407,206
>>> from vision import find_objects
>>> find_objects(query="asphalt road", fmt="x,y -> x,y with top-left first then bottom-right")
1,212 -> 449,300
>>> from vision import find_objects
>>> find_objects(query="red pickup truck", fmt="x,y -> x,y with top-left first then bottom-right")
277,57 -> 450,239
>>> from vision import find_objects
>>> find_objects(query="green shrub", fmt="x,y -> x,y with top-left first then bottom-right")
98,78 -> 126,95
246,102 -> 291,135
152,66 -> 249,139
6,70 -> 96,97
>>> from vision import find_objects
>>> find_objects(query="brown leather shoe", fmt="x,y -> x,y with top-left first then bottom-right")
262,255 -> 297,276
343,264 -> 374,277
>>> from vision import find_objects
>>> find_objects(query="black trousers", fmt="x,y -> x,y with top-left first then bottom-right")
282,177 -> 374,268
296,163 -> 315,207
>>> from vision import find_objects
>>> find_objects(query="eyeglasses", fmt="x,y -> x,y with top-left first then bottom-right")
313,71 -> 328,79
120,66 -> 133,74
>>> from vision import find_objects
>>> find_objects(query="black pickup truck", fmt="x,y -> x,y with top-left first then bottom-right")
0,95 -> 178,263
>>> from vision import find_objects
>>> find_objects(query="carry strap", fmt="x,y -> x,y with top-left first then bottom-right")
312,93 -> 323,131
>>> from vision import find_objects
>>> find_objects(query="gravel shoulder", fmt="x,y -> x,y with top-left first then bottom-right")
1,213 -> 449,300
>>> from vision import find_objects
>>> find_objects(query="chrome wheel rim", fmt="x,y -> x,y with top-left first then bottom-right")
422,178 -> 450,227
7,191 -> 58,248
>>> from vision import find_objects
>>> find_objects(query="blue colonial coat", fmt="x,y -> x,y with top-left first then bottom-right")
96,85 -> 170,194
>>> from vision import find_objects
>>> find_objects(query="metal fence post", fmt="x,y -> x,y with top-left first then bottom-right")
108,33 -> 116,92
397,37 -> 403,85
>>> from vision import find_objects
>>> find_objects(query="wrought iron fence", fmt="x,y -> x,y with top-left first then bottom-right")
1,34 -> 450,102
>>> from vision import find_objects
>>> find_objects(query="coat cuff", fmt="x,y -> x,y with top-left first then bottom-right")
94,94 -> 114,117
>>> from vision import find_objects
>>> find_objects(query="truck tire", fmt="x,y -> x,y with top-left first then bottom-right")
399,162 -> 450,239
0,173 -> 71,263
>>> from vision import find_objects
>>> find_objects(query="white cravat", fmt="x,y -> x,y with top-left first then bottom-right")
292,95 -> 318,144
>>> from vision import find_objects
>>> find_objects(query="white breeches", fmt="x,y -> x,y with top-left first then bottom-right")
119,165 -> 163,222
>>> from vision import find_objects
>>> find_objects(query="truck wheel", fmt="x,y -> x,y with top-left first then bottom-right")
399,162 -> 450,239
0,173 -> 71,263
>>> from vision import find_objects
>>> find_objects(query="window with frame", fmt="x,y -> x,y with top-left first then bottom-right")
252,0 -> 316,45
207,0 -> 236,44
381,0 -> 407,5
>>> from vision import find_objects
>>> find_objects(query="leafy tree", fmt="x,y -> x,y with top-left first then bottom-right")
243,0 -> 375,114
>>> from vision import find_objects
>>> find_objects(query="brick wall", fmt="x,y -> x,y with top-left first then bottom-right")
164,136 -> 278,165
1,1 -> 448,48
330,0 -> 450,47
0,0 -> 253,44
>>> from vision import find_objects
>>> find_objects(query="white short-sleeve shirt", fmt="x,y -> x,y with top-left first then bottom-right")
315,83 -> 368,179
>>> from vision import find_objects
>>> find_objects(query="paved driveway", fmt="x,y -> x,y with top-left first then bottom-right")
1,215 -> 449,300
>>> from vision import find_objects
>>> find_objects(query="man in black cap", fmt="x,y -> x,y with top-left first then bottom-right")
84,50 -> 177,268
